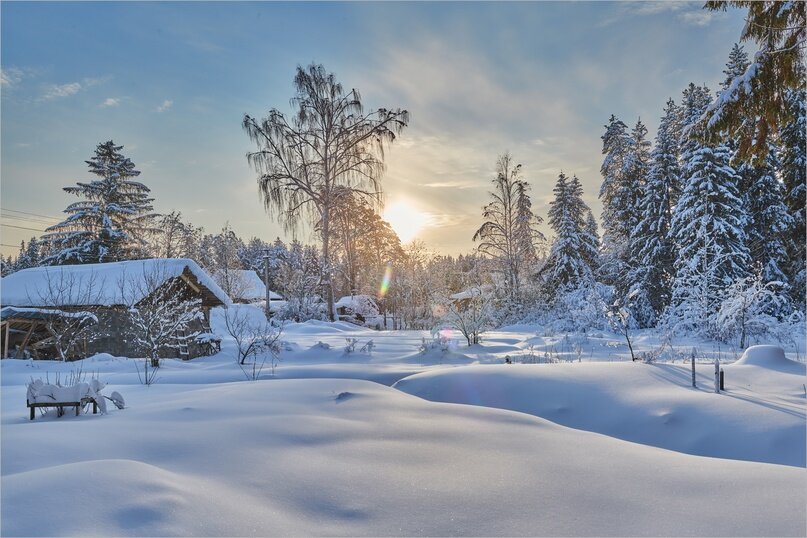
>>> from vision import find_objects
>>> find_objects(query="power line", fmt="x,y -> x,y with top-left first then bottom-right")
1,224 -> 46,232
0,208 -> 60,220
1,214 -> 59,225
1,243 -> 20,248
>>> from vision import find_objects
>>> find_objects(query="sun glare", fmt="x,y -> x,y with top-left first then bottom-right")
383,200 -> 429,244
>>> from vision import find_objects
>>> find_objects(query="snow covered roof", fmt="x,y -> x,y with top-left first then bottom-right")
334,295 -> 380,316
449,288 -> 481,301
1,258 -> 231,308
223,270 -> 282,302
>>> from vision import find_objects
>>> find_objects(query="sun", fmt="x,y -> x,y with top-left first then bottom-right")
383,199 -> 430,244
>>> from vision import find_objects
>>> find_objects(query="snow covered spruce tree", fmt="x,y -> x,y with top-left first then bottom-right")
539,173 -> 599,296
613,119 -> 651,306
472,153 -> 544,314
624,100 -> 681,326
243,64 -> 408,321
666,142 -> 751,337
779,87 -> 806,308
598,115 -> 632,283
43,141 -> 156,265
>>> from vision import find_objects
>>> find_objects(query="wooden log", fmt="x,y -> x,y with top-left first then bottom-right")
17,322 -> 35,359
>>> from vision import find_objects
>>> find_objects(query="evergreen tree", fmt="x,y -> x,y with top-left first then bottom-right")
625,100 -> 681,327
779,88 -> 806,308
667,144 -> 751,336
598,115 -> 632,279
613,119 -> 651,303
582,209 -> 601,273
540,173 -> 597,294
43,141 -> 156,265
744,147 -> 792,296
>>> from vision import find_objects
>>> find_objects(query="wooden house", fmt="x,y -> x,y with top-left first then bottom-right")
0,259 -> 230,360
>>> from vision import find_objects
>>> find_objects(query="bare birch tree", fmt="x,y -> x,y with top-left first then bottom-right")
243,64 -> 408,320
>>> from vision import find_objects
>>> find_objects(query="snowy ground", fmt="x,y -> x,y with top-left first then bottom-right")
1,306 -> 805,536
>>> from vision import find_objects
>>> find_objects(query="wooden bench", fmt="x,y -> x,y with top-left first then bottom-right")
27,397 -> 98,420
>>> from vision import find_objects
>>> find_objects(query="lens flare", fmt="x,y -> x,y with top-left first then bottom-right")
379,264 -> 393,298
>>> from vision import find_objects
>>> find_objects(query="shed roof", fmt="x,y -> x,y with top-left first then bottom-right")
1,259 -> 231,308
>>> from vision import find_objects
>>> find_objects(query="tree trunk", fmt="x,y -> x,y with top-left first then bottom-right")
321,207 -> 336,322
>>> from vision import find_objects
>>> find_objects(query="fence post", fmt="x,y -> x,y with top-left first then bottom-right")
719,369 -> 725,391
714,358 -> 720,393
691,348 -> 696,388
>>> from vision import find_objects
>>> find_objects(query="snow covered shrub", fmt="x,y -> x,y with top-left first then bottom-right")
436,286 -> 494,346
222,306 -> 282,379
344,338 -> 358,353
420,334 -> 450,354
26,269 -> 103,361
359,339 -> 375,354
118,264 -> 204,367
547,283 -> 612,333
716,275 -> 791,348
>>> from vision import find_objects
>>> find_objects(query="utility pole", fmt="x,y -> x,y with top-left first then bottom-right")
263,247 -> 271,320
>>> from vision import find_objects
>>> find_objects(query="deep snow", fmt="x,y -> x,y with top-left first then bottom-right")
1,307 -> 805,536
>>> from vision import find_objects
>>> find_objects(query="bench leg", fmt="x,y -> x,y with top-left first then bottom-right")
93,401 -> 97,414
30,406 -> 35,420
76,404 -> 80,416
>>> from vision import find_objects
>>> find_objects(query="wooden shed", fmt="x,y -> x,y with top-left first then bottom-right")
0,258 -> 231,360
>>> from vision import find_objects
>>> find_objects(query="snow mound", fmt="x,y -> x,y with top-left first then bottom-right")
397,348 -> 476,365
394,362 -> 805,467
733,345 -> 806,374
1,459 -> 277,537
2,380 -> 804,536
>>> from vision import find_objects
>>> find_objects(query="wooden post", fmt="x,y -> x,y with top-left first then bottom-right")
3,322 -> 9,359
691,348 -> 696,388
719,369 -> 725,391
714,358 -> 720,393
17,322 -> 35,358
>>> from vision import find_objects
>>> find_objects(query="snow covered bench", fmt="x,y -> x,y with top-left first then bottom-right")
26,379 -> 110,420
27,397 -> 97,419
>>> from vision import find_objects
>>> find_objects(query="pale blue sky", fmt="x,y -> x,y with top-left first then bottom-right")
1,1 -> 746,256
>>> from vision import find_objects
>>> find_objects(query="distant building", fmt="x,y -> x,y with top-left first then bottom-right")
217,269 -> 283,304
0,259 -> 230,360
335,295 -> 382,328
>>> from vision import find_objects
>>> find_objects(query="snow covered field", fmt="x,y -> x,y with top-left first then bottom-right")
1,307 -> 805,536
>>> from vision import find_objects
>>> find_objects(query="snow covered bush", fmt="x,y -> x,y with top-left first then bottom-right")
117,264 -> 204,368
716,275 -> 791,348
545,283 -> 612,333
436,286 -> 494,346
222,306 -> 282,379
25,269 -> 103,361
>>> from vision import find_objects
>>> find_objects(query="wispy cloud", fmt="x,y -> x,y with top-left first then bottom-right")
157,99 -> 173,112
43,82 -> 82,99
598,1 -> 717,28
41,77 -> 104,100
1,67 -> 25,88
680,11 -> 715,27
99,97 -> 120,108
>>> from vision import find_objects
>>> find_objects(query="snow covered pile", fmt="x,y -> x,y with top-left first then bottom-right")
394,361 -> 805,467
732,345 -> 806,374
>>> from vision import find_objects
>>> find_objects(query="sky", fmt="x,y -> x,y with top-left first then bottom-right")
1,1 -> 748,258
